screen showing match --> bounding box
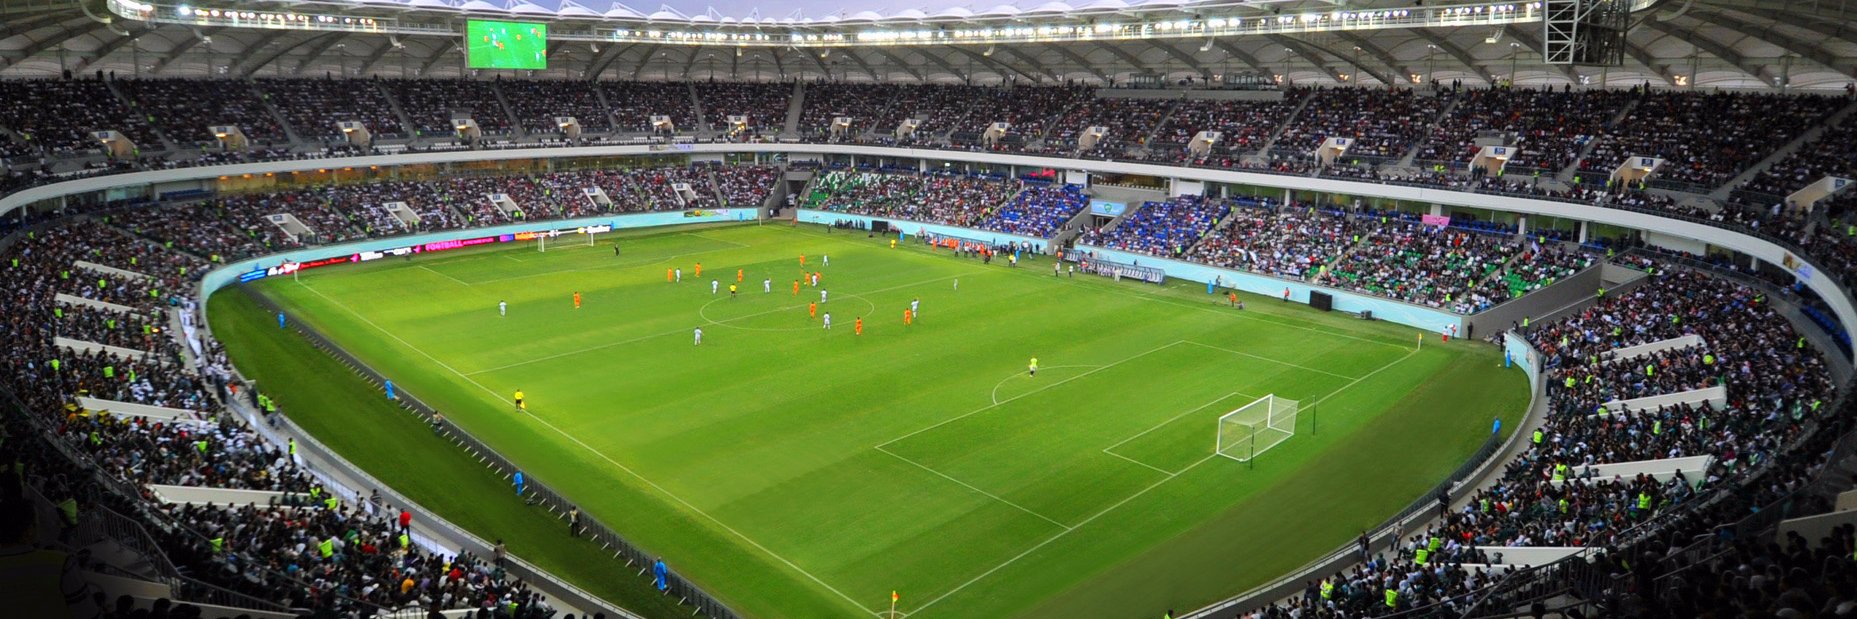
[466,20,547,70]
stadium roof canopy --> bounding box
[1,0,1854,91]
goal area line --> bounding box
[1101,391,1258,476]
[1216,394,1302,464]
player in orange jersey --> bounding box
[904,308,912,326]
[855,316,863,335]
[695,262,702,277]
[737,268,744,282]
[808,302,817,319]
[573,291,581,309]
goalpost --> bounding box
[1216,394,1300,464]
[535,229,594,252]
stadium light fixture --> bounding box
[107,0,1545,49]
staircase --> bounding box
[1174,203,1249,258]
[1309,236,1369,285]
[1137,97,1186,147]
[1393,92,1463,170]
[1558,97,1640,183]
[687,83,709,133]
[1248,89,1319,161]
[488,79,526,139]
[702,166,728,207]
[374,81,418,139]
[1475,252,1524,291]
[784,81,805,136]
[106,79,180,152]
[590,82,622,133]
[1033,97,1087,145]
[0,126,29,153]
[1708,97,1857,200]
[247,79,304,145]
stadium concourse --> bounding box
[0,73,1853,619]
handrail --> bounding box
[1183,331,1545,618]
[172,575,295,613]
[224,384,648,619]
[5,139,1854,618]
[237,287,714,619]
[8,139,1854,348]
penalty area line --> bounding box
[989,365,1100,405]
[290,280,891,617]
[416,265,474,287]
[874,445,1074,531]
[906,451,1223,616]
[876,340,1188,451]
[908,348,1426,615]
[1181,340,1361,380]
[1099,391,1257,476]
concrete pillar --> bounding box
[1429,204,1443,217]
[1578,221,1589,244]
[1517,216,1528,236]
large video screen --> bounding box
[466,20,547,70]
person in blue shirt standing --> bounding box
[513,471,525,496]
[277,312,286,329]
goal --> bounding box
[536,229,593,252]
[1216,394,1299,463]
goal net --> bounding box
[536,229,593,252]
[1216,394,1299,463]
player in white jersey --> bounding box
[711,280,719,294]
[499,300,507,316]
[693,327,703,345]
[910,298,919,318]
[823,255,830,266]
[822,313,832,329]
[674,268,682,282]
[763,278,771,293]
[820,289,829,304]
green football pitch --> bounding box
[209,222,1528,618]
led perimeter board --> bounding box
[466,20,547,70]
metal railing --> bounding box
[1447,383,1856,618]
[1184,400,1521,618]
[241,287,737,619]
[172,575,295,613]
[0,388,339,615]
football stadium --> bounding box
[0,0,1854,618]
